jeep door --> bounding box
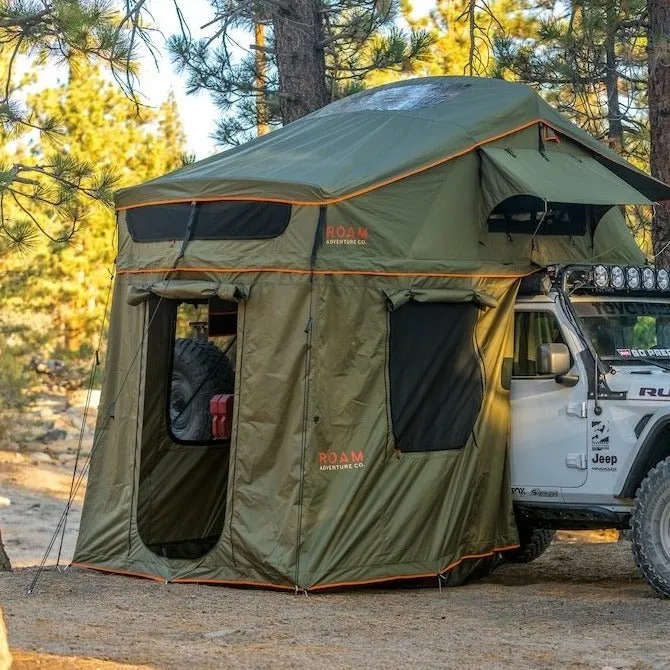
[510,306,589,490]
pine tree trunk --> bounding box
[649,0,670,266]
[272,0,329,123]
[0,530,10,572]
[605,0,623,153]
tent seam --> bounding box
[116,267,535,279]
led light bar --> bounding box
[593,264,609,288]
[611,265,625,289]
[642,267,656,290]
[581,264,670,292]
[627,267,641,289]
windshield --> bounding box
[572,300,670,361]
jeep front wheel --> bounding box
[631,456,670,598]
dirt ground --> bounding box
[2,544,670,670]
[1,391,670,669]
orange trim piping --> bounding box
[71,561,167,583]
[72,545,520,591]
[308,543,520,591]
[115,118,546,211]
[72,561,295,590]
[116,266,533,279]
[172,577,295,590]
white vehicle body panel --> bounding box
[510,293,670,514]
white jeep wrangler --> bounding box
[508,263,670,597]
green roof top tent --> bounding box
[73,77,670,590]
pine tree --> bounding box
[366,1,538,90]
[0,61,186,353]
[167,0,434,145]
[417,0,540,77]
[0,1,159,251]
[494,1,648,162]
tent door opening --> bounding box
[136,297,238,560]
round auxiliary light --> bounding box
[642,267,656,290]
[593,264,609,288]
[627,266,641,290]
[611,265,625,289]
[658,268,670,291]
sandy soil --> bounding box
[2,544,670,670]
[1,391,669,669]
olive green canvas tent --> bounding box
[73,77,670,590]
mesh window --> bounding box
[487,196,602,236]
[126,200,292,242]
[389,302,483,452]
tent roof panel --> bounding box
[116,77,670,209]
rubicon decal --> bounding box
[325,225,368,246]
[638,387,670,398]
[319,450,365,471]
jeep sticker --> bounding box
[617,348,670,358]
[510,487,560,498]
[591,420,610,446]
[591,453,618,471]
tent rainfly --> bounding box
[73,77,670,590]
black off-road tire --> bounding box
[170,338,234,442]
[505,526,554,564]
[631,456,670,598]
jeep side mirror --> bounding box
[537,343,571,377]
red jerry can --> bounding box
[209,394,234,440]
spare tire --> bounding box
[169,338,234,442]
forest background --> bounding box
[0,0,668,425]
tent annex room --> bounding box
[72,77,670,590]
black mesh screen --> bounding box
[389,302,483,452]
[487,196,607,236]
[126,200,292,242]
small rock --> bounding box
[44,439,79,455]
[0,497,9,507]
[31,452,54,464]
[37,428,67,443]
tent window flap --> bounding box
[482,147,652,211]
[388,302,483,452]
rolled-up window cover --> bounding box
[382,287,497,311]
[128,280,250,306]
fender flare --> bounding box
[619,415,670,498]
